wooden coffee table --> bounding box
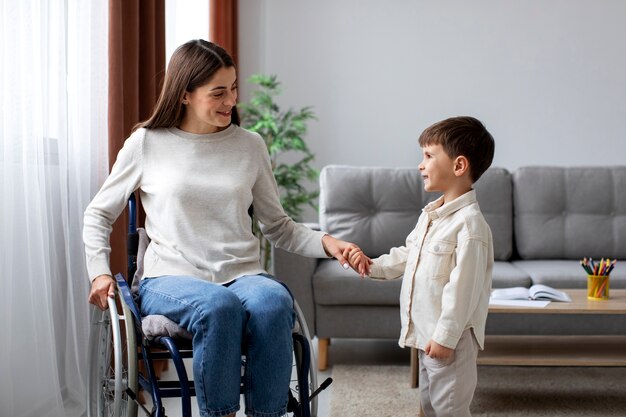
[410,289,626,388]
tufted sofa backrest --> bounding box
[319,165,513,260]
[514,166,626,259]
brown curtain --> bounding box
[108,0,165,278]
[210,0,238,64]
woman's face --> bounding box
[180,66,238,134]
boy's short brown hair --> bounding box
[418,116,495,182]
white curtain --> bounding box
[0,1,108,416]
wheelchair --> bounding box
[87,194,332,417]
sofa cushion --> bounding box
[313,259,402,306]
[474,167,513,261]
[319,165,513,260]
[319,166,434,258]
[491,261,532,288]
[313,260,530,306]
[514,167,626,259]
[512,260,626,289]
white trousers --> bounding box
[418,329,479,417]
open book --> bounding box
[491,284,572,302]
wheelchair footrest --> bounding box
[155,380,196,398]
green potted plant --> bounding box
[239,74,319,271]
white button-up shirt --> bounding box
[369,189,493,350]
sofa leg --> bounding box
[410,347,419,388]
[318,338,330,371]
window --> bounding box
[165,0,210,67]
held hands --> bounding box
[344,246,372,278]
[88,274,116,311]
[321,235,367,275]
[424,339,454,360]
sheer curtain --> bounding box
[0,1,108,416]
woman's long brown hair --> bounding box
[134,39,239,131]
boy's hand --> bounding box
[343,247,372,278]
[321,234,361,271]
[424,339,454,360]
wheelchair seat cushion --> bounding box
[130,229,195,342]
[142,314,193,341]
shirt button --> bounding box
[433,245,440,251]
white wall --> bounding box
[238,0,626,217]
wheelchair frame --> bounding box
[87,194,331,417]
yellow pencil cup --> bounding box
[587,275,610,300]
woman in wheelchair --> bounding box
[84,39,360,417]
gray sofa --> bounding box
[273,165,626,370]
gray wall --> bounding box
[238,0,626,220]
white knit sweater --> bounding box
[83,124,327,283]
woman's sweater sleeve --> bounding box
[250,135,327,259]
[83,130,144,281]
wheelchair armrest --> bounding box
[115,273,143,325]
[272,245,320,337]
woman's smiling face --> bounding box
[180,66,238,134]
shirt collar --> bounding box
[423,189,477,221]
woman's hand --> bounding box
[322,234,363,272]
[88,274,116,310]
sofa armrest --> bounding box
[301,222,321,231]
[272,244,320,336]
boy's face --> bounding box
[418,144,457,193]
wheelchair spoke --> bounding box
[88,301,138,417]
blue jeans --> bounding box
[138,274,295,417]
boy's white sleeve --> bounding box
[369,227,419,279]
[369,246,409,279]
[431,236,490,349]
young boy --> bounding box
[347,116,495,417]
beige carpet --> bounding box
[329,365,419,417]
[329,365,626,416]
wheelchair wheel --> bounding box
[289,301,319,417]
[87,295,138,417]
